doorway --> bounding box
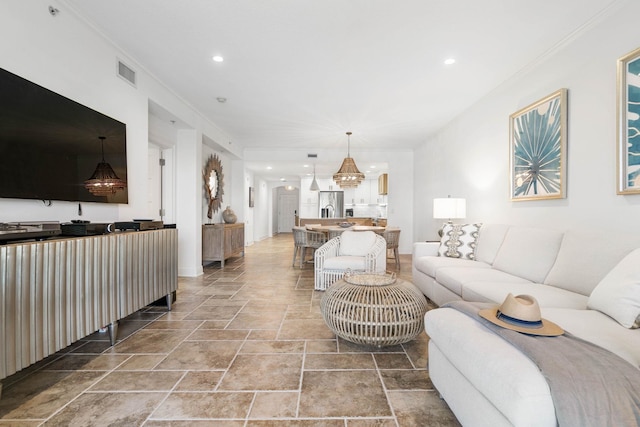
[277,191,298,233]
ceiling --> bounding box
[64,0,619,180]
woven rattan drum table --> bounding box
[320,272,428,347]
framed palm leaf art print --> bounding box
[509,89,568,201]
[617,47,640,195]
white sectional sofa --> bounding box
[412,224,640,427]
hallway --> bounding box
[0,234,458,426]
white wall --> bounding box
[2,1,245,277]
[176,129,203,277]
[238,165,254,246]
[253,178,270,242]
[414,0,640,241]
[1,1,147,222]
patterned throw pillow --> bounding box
[438,223,482,260]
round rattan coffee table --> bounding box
[320,272,428,347]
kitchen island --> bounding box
[295,217,387,227]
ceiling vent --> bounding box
[117,59,136,87]
[307,153,318,158]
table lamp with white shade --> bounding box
[433,196,466,237]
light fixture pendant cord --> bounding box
[99,136,106,162]
[346,131,352,157]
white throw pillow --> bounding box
[492,226,563,284]
[475,224,510,265]
[588,248,640,329]
[338,231,377,256]
[437,223,481,260]
[544,229,640,296]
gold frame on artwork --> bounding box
[617,46,640,195]
[509,89,568,201]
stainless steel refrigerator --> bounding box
[318,191,344,218]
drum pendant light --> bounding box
[333,131,365,188]
[84,136,127,196]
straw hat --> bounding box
[479,294,564,336]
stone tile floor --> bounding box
[0,234,460,426]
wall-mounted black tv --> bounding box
[0,67,128,204]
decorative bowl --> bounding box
[338,222,355,228]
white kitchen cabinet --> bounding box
[343,179,385,205]
[343,187,355,204]
[354,180,371,204]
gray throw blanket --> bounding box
[443,301,640,427]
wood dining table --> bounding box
[306,225,387,235]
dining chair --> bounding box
[303,229,328,267]
[328,228,346,239]
[292,226,306,267]
[383,228,401,270]
[292,226,327,268]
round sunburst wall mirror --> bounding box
[203,154,224,219]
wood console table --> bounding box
[202,223,245,267]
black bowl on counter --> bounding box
[337,222,355,228]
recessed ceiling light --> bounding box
[216,97,227,103]
[212,55,224,62]
[303,164,309,168]
[280,178,286,182]
[266,166,272,170]
[444,58,456,65]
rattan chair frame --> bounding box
[313,231,387,290]
[292,226,327,268]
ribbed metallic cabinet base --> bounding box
[118,229,178,317]
[0,229,177,381]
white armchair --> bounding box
[314,230,387,290]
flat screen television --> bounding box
[0,67,128,204]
